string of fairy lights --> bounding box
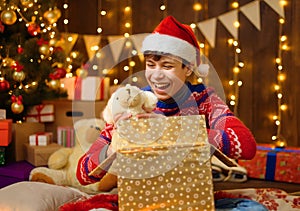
[226,1,244,117]
[272,2,288,147]
[61,0,289,145]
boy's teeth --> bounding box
[155,83,168,88]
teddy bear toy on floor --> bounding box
[29,118,108,194]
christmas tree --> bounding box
[0,0,82,122]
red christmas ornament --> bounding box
[27,22,40,36]
[0,77,10,92]
[17,45,24,54]
[0,21,4,33]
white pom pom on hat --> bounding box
[141,16,209,77]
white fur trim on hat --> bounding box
[195,64,209,77]
[141,33,197,65]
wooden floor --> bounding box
[214,178,300,194]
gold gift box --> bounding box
[112,115,215,211]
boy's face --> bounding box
[145,54,192,101]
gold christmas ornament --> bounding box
[11,102,24,114]
[47,79,61,90]
[1,10,17,25]
[43,8,61,24]
[76,67,88,78]
[12,71,26,82]
[39,44,50,56]
[20,0,34,8]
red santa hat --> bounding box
[141,16,209,77]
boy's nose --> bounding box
[152,69,165,78]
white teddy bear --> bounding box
[102,84,158,124]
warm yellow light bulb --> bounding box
[275,58,281,64]
[275,120,280,126]
[281,44,288,50]
[277,93,283,99]
[199,43,205,48]
[233,41,239,46]
[280,35,287,42]
[129,61,135,67]
[229,80,234,86]
[277,73,286,81]
[234,21,240,28]
[124,6,131,12]
[113,79,119,85]
[231,2,239,8]
[125,22,131,28]
[123,66,129,71]
[193,3,202,11]
[278,65,283,71]
[160,5,166,11]
[230,95,236,100]
[279,18,285,24]
[230,101,235,106]
[100,10,106,16]
[238,62,244,68]
[228,39,234,45]
[236,48,241,54]
[272,115,278,120]
[280,104,287,111]
[280,0,288,6]
[190,23,196,29]
[233,67,240,73]
[237,81,243,86]
[274,84,280,91]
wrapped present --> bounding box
[238,144,300,184]
[111,115,215,210]
[42,99,106,139]
[0,109,6,119]
[61,76,110,101]
[24,143,62,166]
[0,119,12,146]
[26,104,55,123]
[57,126,75,147]
[29,132,53,146]
[12,122,45,161]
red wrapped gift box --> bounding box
[61,76,110,101]
[26,104,55,123]
[238,144,300,184]
[0,119,12,146]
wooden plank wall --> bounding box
[58,0,299,146]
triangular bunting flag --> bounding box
[59,33,79,55]
[240,0,261,31]
[197,18,217,48]
[83,35,101,61]
[218,10,239,39]
[130,33,148,61]
[264,0,285,18]
[107,35,126,63]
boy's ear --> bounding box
[185,66,193,77]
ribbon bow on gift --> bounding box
[11,95,23,104]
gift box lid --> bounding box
[0,161,35,179]
[0,119,12,130]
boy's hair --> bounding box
[143,51,189,68]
